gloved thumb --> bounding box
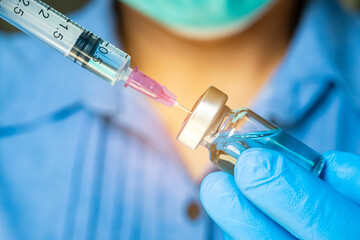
[234,148,360,240]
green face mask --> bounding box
[119,0,275,39]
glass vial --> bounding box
[177,86,325,176]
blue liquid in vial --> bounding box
[208,129,325,176]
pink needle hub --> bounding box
[125,67,177,107]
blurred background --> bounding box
[1,0,360,239]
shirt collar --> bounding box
[251,0,344,128]
[0,0,178,158]
[104,85,180,159]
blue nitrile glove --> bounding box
[200,149,360,239]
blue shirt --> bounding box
[0,0,359,239]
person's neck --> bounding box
[118,0,298,182]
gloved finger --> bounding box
[234,149,360,240]
[222,232,231,240]
[321,151,360,205]
[200,172,295,240]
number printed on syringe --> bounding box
[0,0,83,55]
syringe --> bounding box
[0,0,185,108]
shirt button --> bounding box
[187,201,200,220]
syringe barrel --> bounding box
[0,0,131,85]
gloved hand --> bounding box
[200,149,360,239]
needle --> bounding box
[175,102,191,113]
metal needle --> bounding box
[175,102,191,113]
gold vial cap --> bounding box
[177,86,228,150]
